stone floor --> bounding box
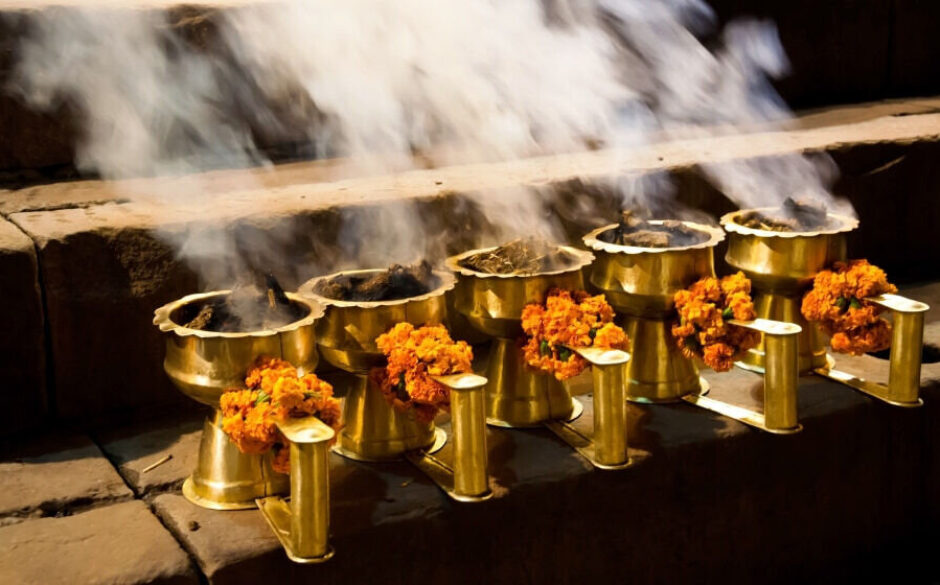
[2,283,940,585]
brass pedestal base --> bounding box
[740,291,830,375]
[622,315,709,403]
[484,337,579,427]
[183,412,288,510]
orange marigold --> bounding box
[219,357,342,473]
[801,259,897,355]
[374,323,472,421]
[521,289,629,380]
[671,272,761,372]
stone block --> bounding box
[0,216,45,437]
[0,500,198,585]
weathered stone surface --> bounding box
[0,433,133,521]
[96,413,204,496]
[0,500,198,585]
[0,216,45,437]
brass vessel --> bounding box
[447,245,634,469]
[723,210,929,407]
[583,220,724,402]
[153,290,323,510]
[299,269,492,501]
[721,209,857,373]
[446,246,593,427]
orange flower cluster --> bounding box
[373,323,473,423]
[521,289,629,380]
[801,259,897,355]
[220,356,342,473]
[671,272,761,372]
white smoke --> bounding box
[8,0,848,281]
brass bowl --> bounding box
[153,290,324,510]
[154,290,323,407]
[445,245,594,338]
[298,269,456,374]
[721,209,858,373]
[582,221,723,402]
[583,221,725,317]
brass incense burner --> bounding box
[153,290,323,510]
[584,221,804,434]
[299,269,492,501]
[447,246,634,470]
[583,220,723,403]
[723,209,930,407]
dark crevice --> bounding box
[143,496,210,585]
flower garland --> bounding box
[219,356,342,474]
[521,289,629,380]
[671,272,761,372]
[800,259,897,355]
[373,323,474,423]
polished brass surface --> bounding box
[544,347,633,470]
[816,293,929,407]
[446,246,593,427]
[684,318,803,434]
[583,221,723,402]
[405,373,493,502]
[298,269,456,373]
[483,337,578,427]
[334,374,441,461]
[256,417,335,564]
[721,209,857,374]
[154,291,323,509]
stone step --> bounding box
[2,97,940,431]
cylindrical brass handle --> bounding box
[870,294,929,405]
[434,373,489,498]
[571,347,631,467]
[731,319,802,431]
[276,417,336,560]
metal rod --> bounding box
[434,373,489,498]
[763,326,800,431]
[591,356,628,467]
[290,438,331,559]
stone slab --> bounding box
[0,500,198,585]
[0,216,45,437]
[0,433,133,521]
[96,413,204,496]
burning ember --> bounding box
[737,197,830,232]
[597,210,709,248]
[180,275,307,332]
[311,261,439,302]
[459,238,578,275]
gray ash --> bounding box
[181,275,307,332]
[459,238,577,275]
[313,261,440,302]
[598,210,708,248]
[737,197,830,232]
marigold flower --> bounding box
[374,323,472,419]
[521,289,628,380]
[219,358,342,473]
[671,272,760,371]
[801,259,897,354]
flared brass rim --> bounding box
[153,290,325,339]
[582,220,725,255]
[720,209,858,239]
[445,244,593,279]
[298,268,456,309]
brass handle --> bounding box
[869,294,929,405]
[433,373,490,498]
[569,347,631,467]
[730,318,802,431]
[257,417,336,563]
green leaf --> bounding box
[849,297,863,310]
[254,391,271,406]
[539,340,551,356]
[303,392,320,400]
[835,297,848,311]
[558,348,573,362]
[722,307,734,320]
[588,328,597,340]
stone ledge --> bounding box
[0,433,133,522]
[0,500,198,585]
